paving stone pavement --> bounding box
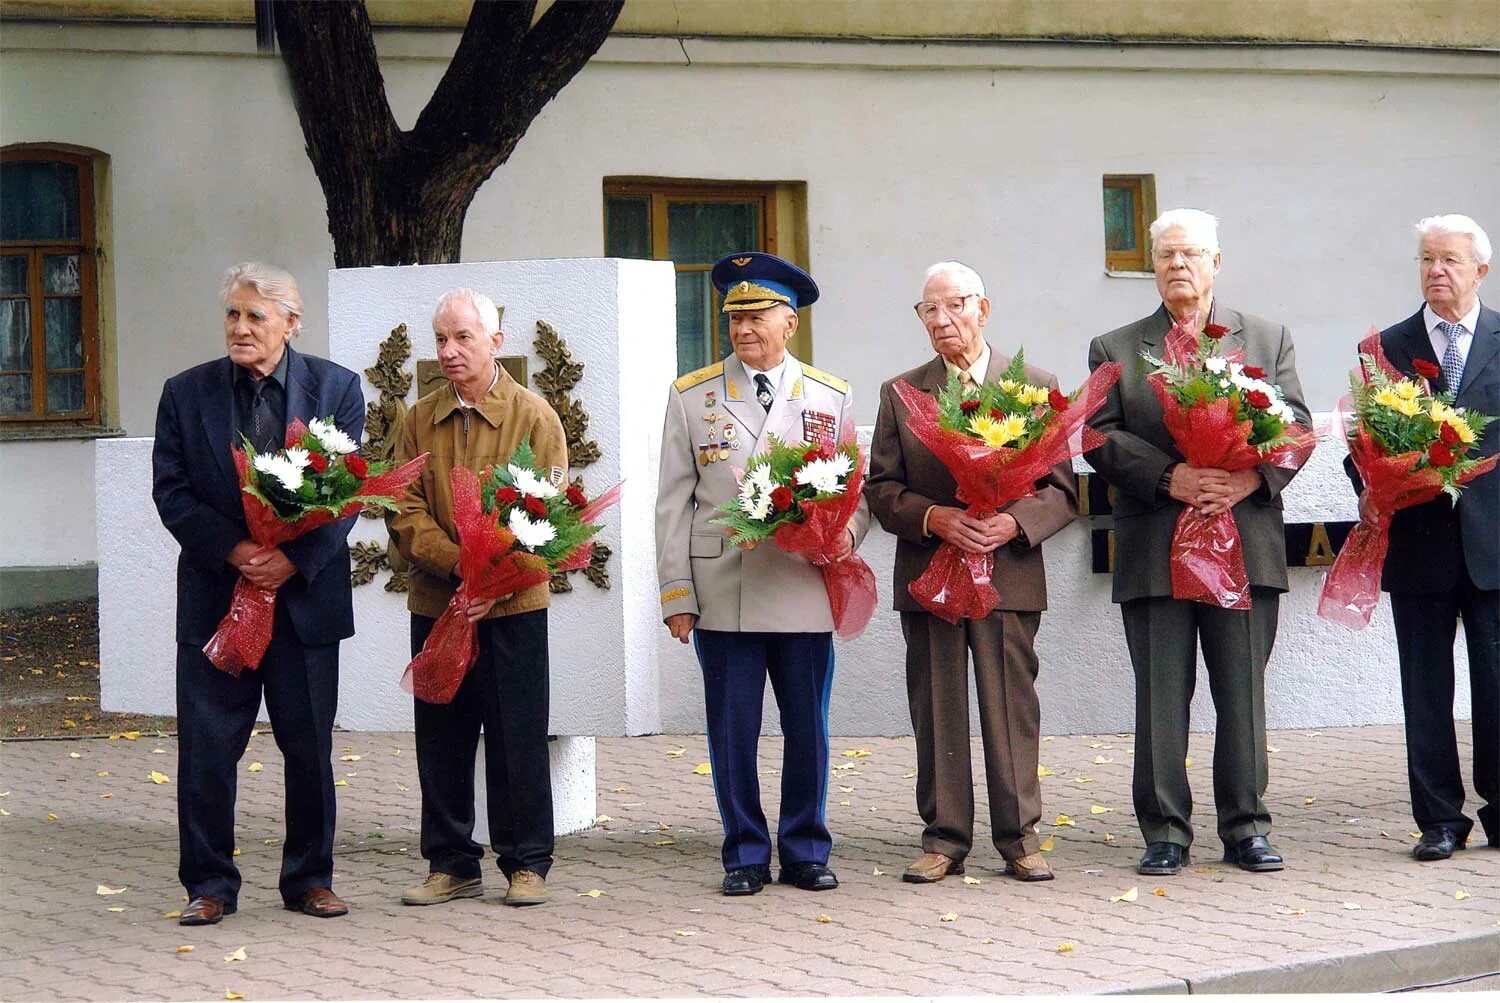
[1,724,1496,999]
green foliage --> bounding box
[712,435,859,547]
[477,436,601,563]
[933,347,1056,449]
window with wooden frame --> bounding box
[1103,174,1157,273]
[603,179,810,376]
[1,147,101,425]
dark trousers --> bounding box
[411,610,553,880]
[1392,569,1500,844]
[176,624,339,906]
[1121,588,1280,848]
[901,610,1043,862]
[692,629,834,872]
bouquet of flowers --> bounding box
[203,417,428,674]
[893,350,1121,623]
[402,439,622,704]
[713,433,876,639]
[1317,328,1496,629]
[1140,313,1317,609]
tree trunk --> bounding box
[274,0,623,268]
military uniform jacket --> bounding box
[655,353,870,632]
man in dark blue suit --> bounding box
[1349,215,1499,861]
[152,262,364,923]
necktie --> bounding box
[754,373,774,412]
[1437,321,1466,391]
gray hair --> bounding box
[1150,209,1220,254]
[433,288,501,336]
[923,261,986,298]
[221,261,303,335]
[1415,214,1492,266]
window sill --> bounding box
[0,424,126,443]
[1104,269,1155,279]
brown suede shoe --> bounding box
[1003,852,1054,882]
[180,895,234,926]
[284,887,349,917]
[503,870,548,907]
[902,851,964,883]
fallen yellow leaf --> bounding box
[814,914,831,924]
[1103,833,1116,843]
[838,800,850,807]
[68,752,81,759]
[1090,805,1112,814]
[1042,735,1055,742]
[1409,831,1423,839]
[1037,765,1053,777]
[96,884,127,895]
[962,875,982,886]
[577,889,605,898]
[595,814,613,824]
[1342,902,1362,910]
[674,929,700,937]
[47,813,58,821]
[692,763,712,776]
[121,731,140,740]
[1455,889,1471,901]
[164,910,182,919]
[1110,886,1139,903]
[224,947,247,962]
[982,937,994,945]
[654,839,675,846]
[902,771,916,779]
[107,906,126,913]
[939,912,957,922]
[1071,777,1093,784]
[872,867,885,876]
[1040,835,1055,852]
[1305,796,1317,805]
[97,771,109,777]
[1056,942,1075,953]
[98,794,112,800]
[225,992,245,1001]
[1267,745,1280,753]
[1092,756,1113,765]
[176,945,194,953]
[838,785,855,793]
[610,786,627,793]
[1276,907,1306,916]
[841,748,870,758]
[333,780,347,787]
[1153,887,1166,897]
[0,807,7,816]
[232,848,241,857]
[1053,814,1075,827]
[148,771,171,785]
[665,747,685,759]
[339,755,361,762]
[1184,757,1193,768]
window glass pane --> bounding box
[667,202,759,263]
[675,271,713,376]
[47,373,84,412]
[0,161,81,241]
[45,298,83,369]
[0,374,32,414]
[604,197,651,259]
[44,254,81,295]
[0,256,27,295]
[0,299,31,370]
[1103,185,1138,252]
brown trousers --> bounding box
[900,610,1044,861]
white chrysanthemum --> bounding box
[308,417,359,455]
[1227,361,1244,378]
[794,453,854,495]
[1218,378,1231,390]
[253,453,304,492]
[739,465,775,520]
[283,447,310,469]
[508,507,558,550]
[1205,357,1228,374]
[509,464,560,499]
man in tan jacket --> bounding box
[866,261,1077,885]
[389,288,567,908]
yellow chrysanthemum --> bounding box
[1429,400,1458,425]
[1448,417,1477,445]
[999,379,1021,394]
[1020,385,1051,407]
[1392,380,1420,402]
[1373,386,1421,417]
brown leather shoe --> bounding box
[180,895,234,925]
[902,851,964,883]
[1004,852,1054,882]
[284,887,349,918]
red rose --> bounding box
[1048,388,1069,412]
[1245,390,1272,410]
[1413,358,1441,379]
[344,454,368,478]
[523,495,548,519]
[1427,442,1456,468]
[959,399,980,413]
[803,446,824,462]
[1204,323,1229,339]
[1242,365,1266,379]
[1439,422,1460,446]
[307,452,329,473]
[989,408,1005,421]
[495,486,520,507]
[566,485,588,508]
[770,485,794,512]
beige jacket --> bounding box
[389,363,568,620]
[655,353,870,632]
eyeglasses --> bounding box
[914,294,977,321]
[1417,254,1473,270]
[1152,247,1213,264]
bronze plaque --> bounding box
[415,356,528,400]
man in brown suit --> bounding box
[866,261,1078,884]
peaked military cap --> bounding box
[711,251,819,312]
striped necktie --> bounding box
[1437,320,1466,391]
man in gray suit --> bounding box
[656,252,869,896]
[1086,209,1310,876]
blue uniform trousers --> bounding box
[693,628,834,872]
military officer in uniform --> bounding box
[656,251,869,896]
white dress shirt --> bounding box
[1424,300,1481,371]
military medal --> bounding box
[704,391,717,409]
[723,422,739,452]
[802,409,838,446]
[698,443,712,465]
[718,439,730,461]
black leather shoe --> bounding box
[722,864,772,896]
[1223,834,1284,872]
[780,862,839,891]
[1138,842,1188,875]
[1413,827,1465,861]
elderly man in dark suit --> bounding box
[1086,210,1310,877]
[1348,214,1498,861]
[866,261,1077,885]
[152,262,364,925]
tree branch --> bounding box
[274,0,400,163]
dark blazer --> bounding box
[152,345,365,645]
[1085,304,1312,604]
[865,346,1079,613]
[1344,304,1500,593]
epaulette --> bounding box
[799,363,849,394]
[673,361,724,393]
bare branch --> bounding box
[274,0,399,160]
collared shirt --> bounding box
[234,347,289,453]
[454,360,501,409]
[1424,300,1481,370]
[942,341,991,387]
[741,356,789,396]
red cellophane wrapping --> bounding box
[203,420,429,675]
[1317,332,1497,629]
[770,440,878,640]
[893,363,1121,623]
[401,466,553,704]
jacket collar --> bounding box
[431,361,517,428]
[1139,302,1244,351]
